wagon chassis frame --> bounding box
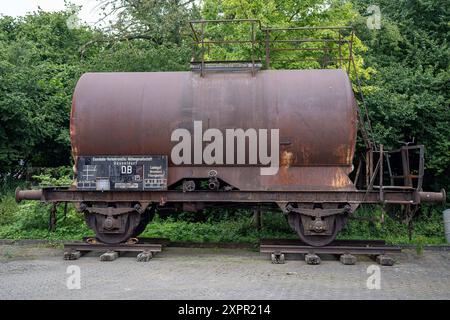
[16,187,445,206]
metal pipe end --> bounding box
[419,189,446,204]
[15,187,22,203]
[15,187,43,203]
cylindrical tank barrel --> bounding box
[70,70,358,167]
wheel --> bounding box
[285,214,295,229]
[132,207,156,237]
[288,207,348,247]
[85,212,141,244]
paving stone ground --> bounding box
[0,244,449,300]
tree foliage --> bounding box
[199,0,368,71]
[0,9,94,174]
[351,0,449,191]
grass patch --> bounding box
[141,212,296,243]
[339,205,446,245]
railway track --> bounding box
[63,237,400,265]
[259,238,400,265]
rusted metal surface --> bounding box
[71,70,358,190]
[419,189,446,203]
[15,187,446,205]
[167,166,356,191]
[15,188,42,201]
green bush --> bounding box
[15,201,49,230]
[0,191,91,241]
[340,205,446,244]
[140,211,295,243]
[0,193,18,226]
[31,166,73,186]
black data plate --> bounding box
[76,156,168,191]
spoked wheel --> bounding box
[287,204,349,247]
[85,212,141,244]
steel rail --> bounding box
[64,242,162,253]
[260,244,401,255]
[260,238,387,246]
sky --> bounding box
[0,0,104,24]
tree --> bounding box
[0,9,95,176]
[351,0,450,192]
[0,2,198,177]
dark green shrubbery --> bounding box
[339,205,446,244]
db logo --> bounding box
[121,165,133,174]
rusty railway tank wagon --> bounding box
[15,20,446,247]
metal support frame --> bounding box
[16,187,445,205]
[262,26,353,69]
[48,203,57,231]
[365,145,425,192]
[189,19,261,76]
[189,21,356,76]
